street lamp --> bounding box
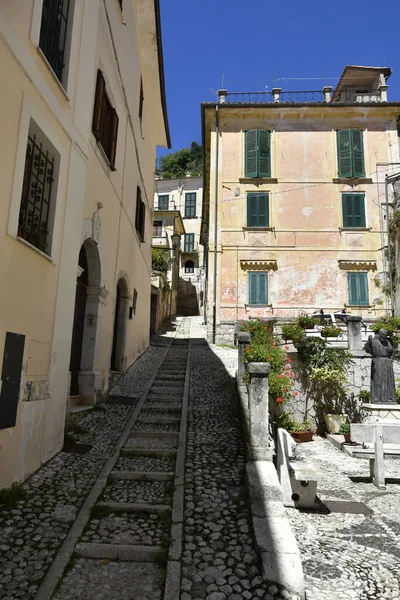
[171,233,181,250]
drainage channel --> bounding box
[35,317,191,600]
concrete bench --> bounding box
[276,428,318,508]
[350,421,400,489]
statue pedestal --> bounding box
[361,403,400,423]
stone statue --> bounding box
[364,329,397,405]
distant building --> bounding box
[201,66,400,343]
[154,177,204,316]
[0,0,170,487]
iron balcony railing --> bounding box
[224,89,384,104]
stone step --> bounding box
[138,417,181,424]
[151,387,184,396]
[128,431,179,439]
[109,471,174,481]
[97,501,171,513]
[71,405,93,414]
[74,543,165,562]
[147,395,183,402]
[120,448,177,458]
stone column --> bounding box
[347,316,363,350]
[247,362,271,460]
[322,86,333,102]
[237,331,251,385]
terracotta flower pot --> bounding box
[291,430,313,443]
[343,433,351,443]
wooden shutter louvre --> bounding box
[348,273,358,305]
[353,194,365,227]
[139,78,144,121]
[337,130,352,178]
[249,273,257,304]
[358,273,369,305]
[245,130,258,177]
[92,70,105,140]
[351,130,365,177]
[140,200,145,242]
[259,131,271,177]
[247,194,257,227]
[260,194,269,227]
[109,108,119,171]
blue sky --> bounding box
[159,0,400,156]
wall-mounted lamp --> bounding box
[171,233,181,250]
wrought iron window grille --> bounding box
[39,0,71,82]
[18,134,55,254]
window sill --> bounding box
[36,47,70,102]
[346,305,371,309]
[339,227,371,232]
[243,226,274,232]
[239,178,278,184]
[16,236,55,263]
[92,137,116,173]
[245,304,272,308]
[333,178,373,184]
[183,216,198,219]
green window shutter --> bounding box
[248,272,268,304]
[245,130,258,177]
[337,130,353,178]
[259,131,271,177]
[348,273,369,305]
[351,130,365,177]
[342,194,365,227]
[247,194,269,227]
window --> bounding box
[185,193,196,217]
[342,194,366,228]
[18,129,57,255]
[348,272,369,306]
[185,260,195,273]
[135,186,145,242]
[337,130,365,178]
[158,195,169,210]
[248,272,268,305]
[244,130,271,178]
[92,70,119,170]
[139,77,144,121]
[39,0,71,81]
[184,233,195,252]
[153,220,163,237]
[247,193,269,227]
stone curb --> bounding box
[74,543,165,561]
[236,372,306,600]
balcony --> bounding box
[223,88,386,105]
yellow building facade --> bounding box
[0,0,170,487]
[202,67,400,343]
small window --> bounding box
[248,272,268,305]
[139,77,144,121]
[337,130,365,178]
[18,127,58,255]
[348,272,369,306]
[185,193,196,217]
[158,195,169,210]
[135,186,145,242]
[184,233,195,252]
[247,193,269,227]
[244,130,271,178]
[185,260,195,273]
[92,70,119,170]
[153,220,163,237]
[39,0,71,82]
[342,194,366,228]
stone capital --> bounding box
[248,362,271,376]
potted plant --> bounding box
[281,323,305,344]
[320,325,343,338]
[339,422,351,443]
[358,389,370,403]
[297,315,319,330]
[290,420,313,443]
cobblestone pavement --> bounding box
[287,438,400,600]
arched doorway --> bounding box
[69,239,102,400]
[111,278,129,372]
[69,246,89,395]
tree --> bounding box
[157,141,203,179]
[152,248,173,273]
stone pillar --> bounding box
[347,316,363,350]
[247,362,272,460]
[379,85,388,102]
[218,89,228,103]
[272,88,281,102]
[322,86,333,102]
[237,331,251,385]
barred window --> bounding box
[185,260,194,273]
[39,0,71,81]
[18,130,56,255]
[153,220,163,237]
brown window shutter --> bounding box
[140,200,145,241]
[109,108,119,170]
[92,70,105,140]
[135,186,142,238]
[139,78,144,121]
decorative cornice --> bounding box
[240,260,277,271]
[338,260,377,271]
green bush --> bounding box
[152,248,172,273]
[320,325,342,338]
[339,422,350,435]
[371,317,400,336]
[281,323,305,343]
[275,412,296,431]
[358,389,370,401]
[297,315,319,329]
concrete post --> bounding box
[322,86,333,102]
[378,85,388,102]
[347,316,363,350]
[247,362,272,460]
[272,88,281,102]
[218,89,228,103]
[237,331,251,385]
